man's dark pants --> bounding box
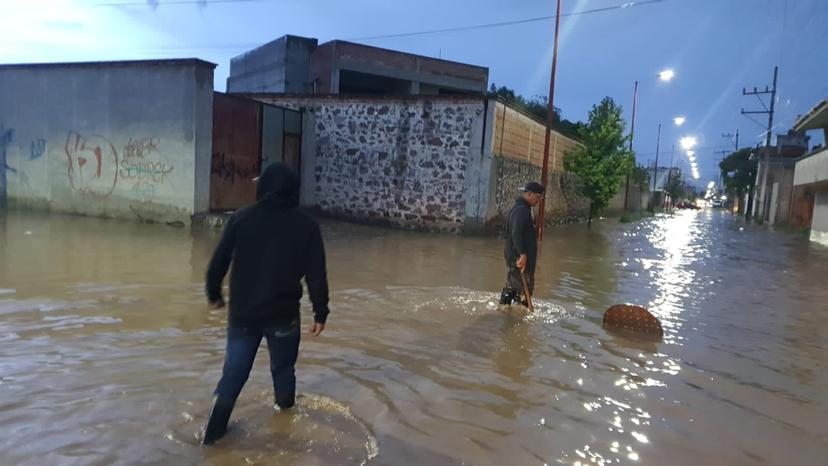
[214,321,300,409]
[501,266,535,305]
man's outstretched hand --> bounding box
[310,322,325,336]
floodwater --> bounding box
[1,208,826,466]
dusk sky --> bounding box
[4,0,826,186]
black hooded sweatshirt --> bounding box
[504,196,538,273]
[205,163,329,328]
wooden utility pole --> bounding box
[741,66,778,222]
[536,0,562,240]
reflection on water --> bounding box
[1,209,827,465]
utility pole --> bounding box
[722,129,739,151]
[536,0,562,240]
[623,80,639,211]
[741,66,778,221]
[716,130,738,192]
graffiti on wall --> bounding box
[65,132,119,197]
[211,152,258,185]
[30,139,46,160]
[120,136,173,202]
[64,132,174,201]
[1,125,17,199]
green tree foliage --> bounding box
[488,84,585,140]
[719,148,757,213]
[563,97,634,226]
[663,169,685,204]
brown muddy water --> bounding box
[0,209,826,466]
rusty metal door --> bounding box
[283,134,301,172]
[210,93,262,212]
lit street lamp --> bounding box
[625,68,676,210]
[650,117,688,211]
[659,69,675,82]
[680,136,698,151]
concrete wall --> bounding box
[811,190,828,247]
[0,59,215,224]
[773,165,795,225]
[754,156,797,224]
[250,94,488,232]
[227,36,318,93]
[310,40,489,95]
[794,148,828,187]
[607,178,647,212]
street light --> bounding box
[659,69,675,81]
[680,136,698,151]
[625,68,676,210]
[650,117,687,212]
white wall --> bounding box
[811,190,828,247]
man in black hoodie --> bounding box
[500,181,544,306]
[202,162,329,445]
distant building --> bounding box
[227,35,489,96]
[752,129,810,226]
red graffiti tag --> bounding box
[65,132,118,197]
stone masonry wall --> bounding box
[251,95,486,232]
[489,155,590,229]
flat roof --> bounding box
[793,98,828,131]
[322,40,489,73]
[238,92,486,103]
[0,58,217,70]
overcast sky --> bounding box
[3,0,826,186]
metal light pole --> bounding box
[623,70,674,211]
[536,0,562,240]
[649,123,662,212]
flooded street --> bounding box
[1,209,826,466]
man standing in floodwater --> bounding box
[500,181,545,307]
[202,162,330,445]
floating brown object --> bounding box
[603,304,663,338]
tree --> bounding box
[663,169,685,207]
[719,148,757,214]
[630,164,650,210]
[488,84,585,140]
[563,97,634,227]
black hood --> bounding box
[256,162,299,206]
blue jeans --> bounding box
[214,320,301,409]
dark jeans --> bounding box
[214,320,300,409]
[506,266,534,295]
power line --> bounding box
[87,0,673,52]
[90,0,265,6]
[349,0,669,42]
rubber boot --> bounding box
[500,288,516,305]
[202,396,235,445]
